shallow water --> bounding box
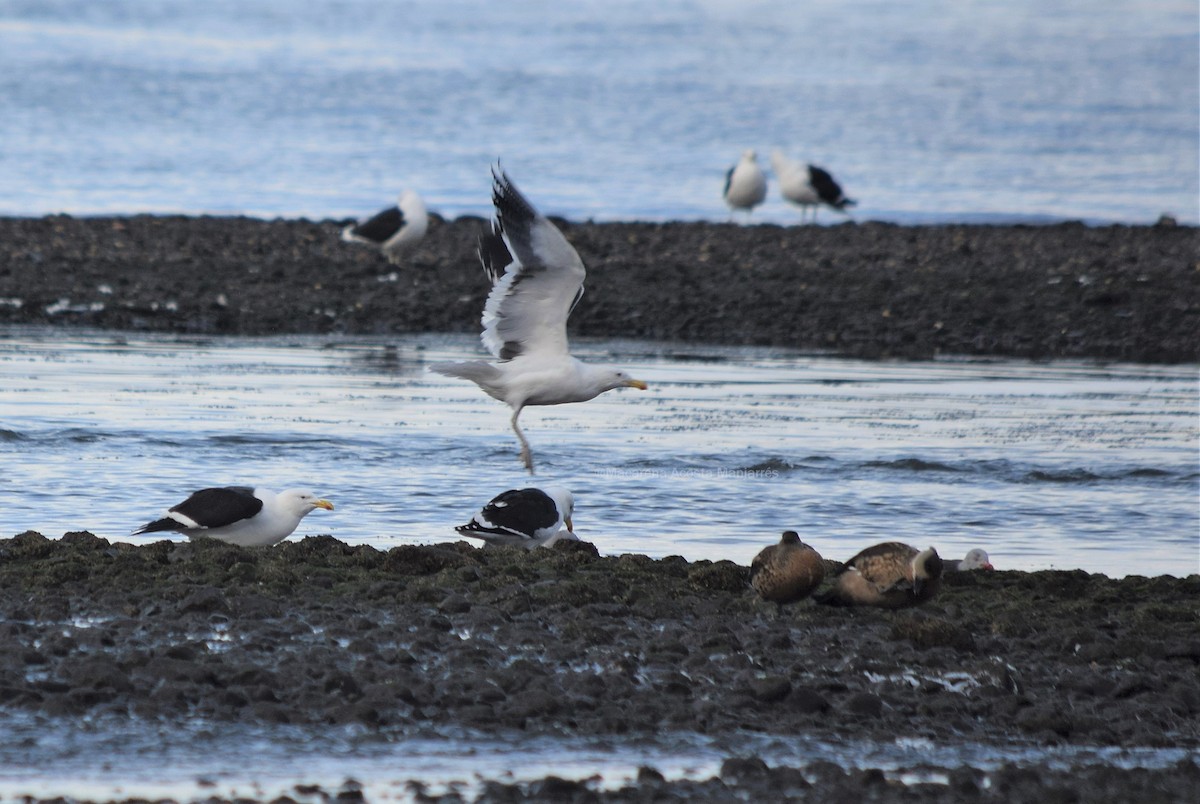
[0,713,1195,802]
[1,0,1196,224]
[2,328,1196,577]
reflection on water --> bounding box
[0,713,1194,802]
[1,328,1197,577]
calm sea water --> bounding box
[1,0,1196,224]
[2,329,1196,577]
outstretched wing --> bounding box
[478,167,586,361]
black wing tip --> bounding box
[477,226,512,283]
[490,162,511,211]
[457,521,505,537]
[489,162,540,232]
[133,518,178,535]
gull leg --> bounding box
[511,408,534,474]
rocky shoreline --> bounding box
[0,214,1197,362]
[1,532,1197,802]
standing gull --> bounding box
[770,149,855,223]
[133,486,334,547]
[431,167,647,473]
[456,486,578,549]
[723,149,768,217]
[814,542,943,609]
[341,189,429,264]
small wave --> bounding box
[742,457,795,473]
[1024,467,1184,484]
[55,428,104,443]
[865,458,961,473]
[209,434,340,446]
[741,456,834,473]
[0,428,25,442]
[1026,469,1104,483]
[1121,468,1172,479]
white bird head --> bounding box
[397,189,425,213]
[603,369,648,394]
[961,548,994,570]
[542,486,575,531]
[278,489,335,518]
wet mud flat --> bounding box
[1,532,1197,802]
[0,214,1197,363]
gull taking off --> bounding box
[431,167,647,473]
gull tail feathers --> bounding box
[431,360,499,382]
[430,360,509,402]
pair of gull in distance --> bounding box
[724,149,855,222]
[136,168,643,549]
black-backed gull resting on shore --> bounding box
[770,149,855,223]
[945,548,995,572]
[750,531,825,608]
[814,541,943,609]
[456,486,578,549]
[431,167,647,473]
[723,149,767,216]
[133,486,334,547]
[341,189,428,264]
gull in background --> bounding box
[341,189,428,264]
[723,149,768,218]
[770,150,856,223]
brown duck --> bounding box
[750,531,825,607]
[814,542,943,609]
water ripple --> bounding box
[1,329,1196,577]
